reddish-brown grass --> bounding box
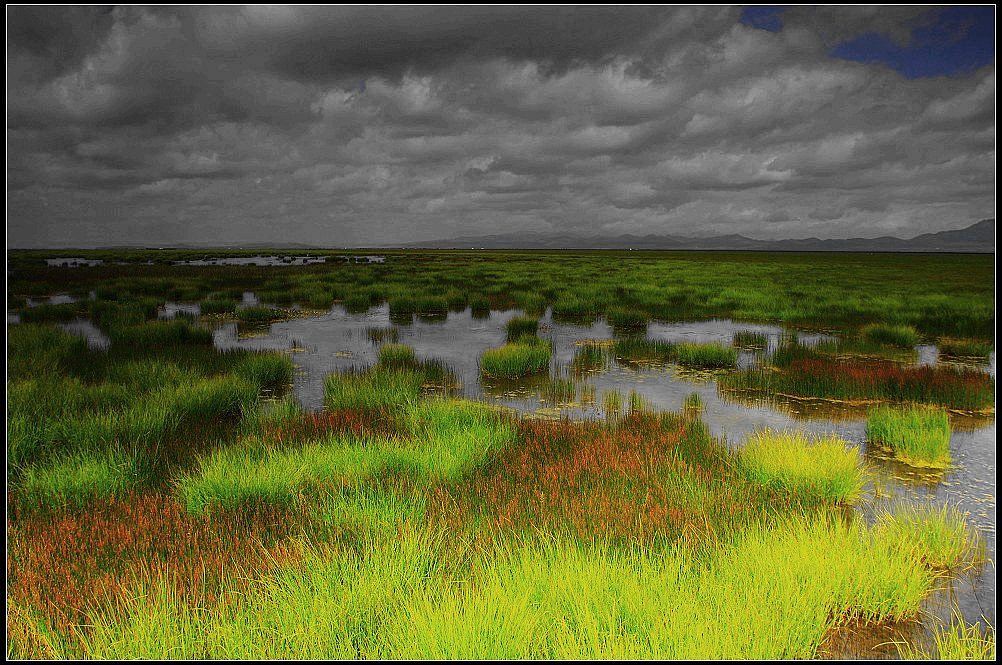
[6,492,300,633]
[427,414,777,546]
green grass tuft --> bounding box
[479,342,551,379]
[199,298,237,314]
[378,343,417,367]
[505,316,539,343]
[233,352,295,392]
[606,307,649,332]
[324,369,426,411]
[867,405,951,468]
[859,323,920,348]
[236,306,281,323]
[18,448,142,509]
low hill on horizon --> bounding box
[403,219,995,253]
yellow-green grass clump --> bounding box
[479,341,551,379]
[860,323,920,348]
[874,502,984,570]
[75,516,934,660]
[866,405,951,469]
[737,429,865,504]
[901,621,996,660]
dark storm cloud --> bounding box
[190,5,735,82]
[5,5,995,248]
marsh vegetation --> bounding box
[5,249,995,660]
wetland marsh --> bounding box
[5,250,996,659]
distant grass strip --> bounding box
[938,338,993,360]
[737,429,864,504]
[867,405,951,468]
[722,357,994,410]
[480,342,551,379]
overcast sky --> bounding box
[6,5,996,248]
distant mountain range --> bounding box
[404,219,995,253]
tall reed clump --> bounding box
[551,298,595,322]
[505,315,539,343]
[859,323,920,348]
[572,342,611,374]
[603,390,622,415]
[106,319,214,347]
[873,502,984,570]
[866,405,951,468]
[7,324,93,381]
[367,327,400,344]
[737,429,865,504]
[414,296,449,317]
[480,340,551,379]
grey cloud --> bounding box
[5,6,995,247]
